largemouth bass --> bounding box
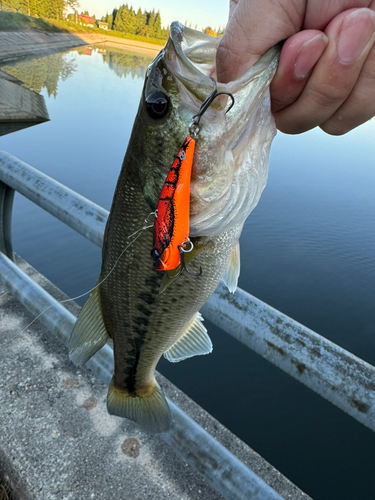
[69,22,279,433]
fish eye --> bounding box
[146,90,169,119]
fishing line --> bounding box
[1,212,157,345]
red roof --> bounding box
[79,15,95,24]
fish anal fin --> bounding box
[69,287,109,366]
[107,378,171,434]
[164,312,212,363]
[223,240,240,294]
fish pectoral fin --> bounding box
[164,312,212,363]
[107,378,171,434]
[222,240,240,294]
[69,287,109,366]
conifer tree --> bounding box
[152,10,162,38]
[107,13,113,29]
[135,7,146,34]
[147,8,156,34]
[112,8,118,27]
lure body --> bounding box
[151,135,195,271]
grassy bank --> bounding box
[0,11,165,46]
[0,11,67,32]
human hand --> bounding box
[216,1,375,135]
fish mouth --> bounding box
[165,21,279,109]
[154,23,280,237]
[165,22,221,102]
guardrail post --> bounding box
[0,180,15,261]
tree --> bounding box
[64,0,79,19]
[114,4,127,32]
[114,4,137,34]
[137,24,149,37]
[111,8,118,27]
[147,8,156,35]
[135,7,146,34]
[152,10,162,38]
[107,13,113,29]
[204,27,217,37]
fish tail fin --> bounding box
[69,287,110,366]
[107,378,171,434]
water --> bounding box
[1,46,375,500]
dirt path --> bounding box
[77,32,163,55]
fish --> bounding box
[68,22,279,433]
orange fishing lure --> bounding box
[151,78,235,275]
[151,135,195,271]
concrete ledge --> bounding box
[0,76,49,136]
[0,32,87,63]
[0,257,311,500]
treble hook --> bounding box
[189,77,235,138]
[166,237,203,280]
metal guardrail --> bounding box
[0,150,107,253]
[1,149,374,433]
[1,149,375,496]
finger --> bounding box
[304,0,372,30]
[229,0,240,19]
[271,30,328,113]
[273,8,375,134]
[320,41,375,134]
[216,0,306,83]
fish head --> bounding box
[135,22,279,236]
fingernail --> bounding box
[338,9,375,63]
[294,34,328,79]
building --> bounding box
[96,20,108,30]
[78,15,95,27]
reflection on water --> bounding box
[0,53,77,97]
[96,46,154,80]
[0,45,374,500]
[0,46,154,99]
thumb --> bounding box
[216,0,305,83]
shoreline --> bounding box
[76,32,163,54]
[0,30,163,64]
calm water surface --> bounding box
[1,47,375,500]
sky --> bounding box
[76,0,229,29]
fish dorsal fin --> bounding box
[164,312,212,363]
[69,287,110,366]
[222,240,240,294]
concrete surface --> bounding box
[0,32,87,63]
[0,257,313,500]
[0,71,49,136]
